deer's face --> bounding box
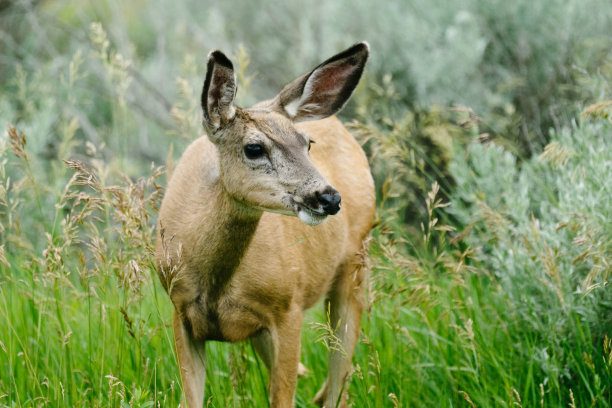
[214,110,340,226]
[201,43,368,226]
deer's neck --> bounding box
[192,181,262,296]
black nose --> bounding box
[317,189,341,215]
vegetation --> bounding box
[1,0,611,407]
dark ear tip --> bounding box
[357,41,370,52]
[207,50,234,70]
[350,41,370,58]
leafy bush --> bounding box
[447,114,612,404]
[352,113,611,408]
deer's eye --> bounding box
[308,139,316,151]
[244,144,265,160]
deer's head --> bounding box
[201,43,369,226]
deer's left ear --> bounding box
[273,42,369,123]
[201,50,237,134]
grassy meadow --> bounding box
[1,0,611,407]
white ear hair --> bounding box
[283,98,301,118]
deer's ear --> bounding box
[274,42,369,123]
[201,50,237,134]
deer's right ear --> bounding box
[201,50,237,135]
[273,42,369,123]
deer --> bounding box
[155,42,375,408]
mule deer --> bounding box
[155,42,375,408]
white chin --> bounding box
[297,209,328,226]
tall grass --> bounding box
[2,115,610,406]
[0,126,178,406]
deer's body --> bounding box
[156,43,374,407]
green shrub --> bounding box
[447,115,612,404]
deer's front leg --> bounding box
[260,305,303,408]
[173,310,207,408]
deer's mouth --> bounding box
[292,203,328,226]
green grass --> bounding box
[1,127,610,406]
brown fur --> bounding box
[156,43,374,408]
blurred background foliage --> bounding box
[0,0,611,406]
[2,0,612,229]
